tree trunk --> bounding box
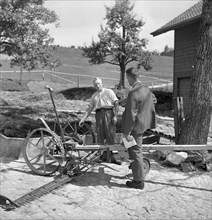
[179,0,212,145]
[118,63,125,89]
[118,25,126,89]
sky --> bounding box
[44,0,199,52]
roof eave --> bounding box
[151,16,201,37]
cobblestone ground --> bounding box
[0,157,212,220]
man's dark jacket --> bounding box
[122,82,156,135]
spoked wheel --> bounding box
[23,128,65,176]
[143,157,151,177]
[54,120,96,145]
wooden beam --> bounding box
[75,144,212,151]
[58,109,175,121]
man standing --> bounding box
[122,67,156,189]
[79,77,120,164]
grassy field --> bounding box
[0,47,173,89]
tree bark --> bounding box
[118,63,125,89]
[118,25,126,89]
[179,0,212,145]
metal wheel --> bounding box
[54,120,96,145]
[23,128,65,176]
[143,157,151,177]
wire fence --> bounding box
[0,69,173,91]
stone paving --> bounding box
[0,156,212,220]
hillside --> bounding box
[0,47,173,83]
[54,47,173,80]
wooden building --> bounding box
[151,0,212,142]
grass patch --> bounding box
[0,78,29,91]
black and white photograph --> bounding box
[0,0,212,219]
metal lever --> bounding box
[44,85,65,142]
[44,85,53,92]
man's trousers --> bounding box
[95,109,116,144]
[128,131,145,182]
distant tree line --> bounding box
[57,44,174,58]
[151,45,174,57]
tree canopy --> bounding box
[82,0,152,88]
[0,0,61,74]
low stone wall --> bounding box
[0,133,25,159]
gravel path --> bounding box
[1,157,211,220]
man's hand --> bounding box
[112,115,118,125]
[124,134,133,141]
[79,120,84,127]
[119,98,127,107]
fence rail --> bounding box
[0,69,173,91]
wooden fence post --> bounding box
[42,71,45,81]
[77,76,80,87]
[167,81,169,91]
[174,96,185,144]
